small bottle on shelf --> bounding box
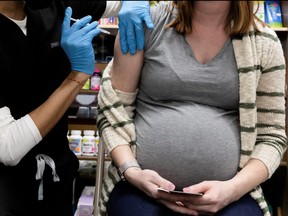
[90,68,101,91]
[69,130,82,156]
[82,130,96,156]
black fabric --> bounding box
[0,151,79,216]
[67,1,106,22]
[0,1,106,215]
[0,97,4,108]
[25,0,55,10]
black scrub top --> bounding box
[0,0,106,209]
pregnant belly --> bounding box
[135,102,240,190]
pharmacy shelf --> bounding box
[272,27,288,32]
[77,155,111,161]
[79,89,99,95]
[68,117,96,125]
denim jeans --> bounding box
[107,181,263,216]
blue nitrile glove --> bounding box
[118,1,154,55]
[61,7,101,75]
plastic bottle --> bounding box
[69,130,82,155]
[82,130,96,156]
[90,68,101,91]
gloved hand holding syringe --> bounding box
[70,17,111,35]
[61,7,104,75]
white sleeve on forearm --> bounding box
[0,107,42,166]
[102,1,121,18]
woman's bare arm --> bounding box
[110,33,144,93]
[109,33,144,168]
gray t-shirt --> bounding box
[135,2,240,189]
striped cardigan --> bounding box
[96,22,287,216]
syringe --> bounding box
[70,17,111,35]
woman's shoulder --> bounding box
[253,19,278,38]
[144,1,175,49]
[149,1,175,27]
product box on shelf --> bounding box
[264,0,283,28]
[255,1,265,22]
[98,17,118,26]
[76,186,95,216]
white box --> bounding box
[77,186,95,216]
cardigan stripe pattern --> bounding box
[231,24,287,215]
[97,60,137,216]
[96,24,287,216]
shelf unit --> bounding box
[273,25,288,170]
[77,155,111,161]
[264,2,288,215]
[79,89,99,95]
[68,67,111,166]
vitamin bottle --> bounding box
[69,130,82,155]
[82,130,96,156]
[90,68,101,91]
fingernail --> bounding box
[183,187,190,192]
[167,183,175,191]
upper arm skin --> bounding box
[110,33,144,93]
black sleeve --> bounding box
[66,1,107,22]
[0,97,5,108]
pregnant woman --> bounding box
[97,1,287,216]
